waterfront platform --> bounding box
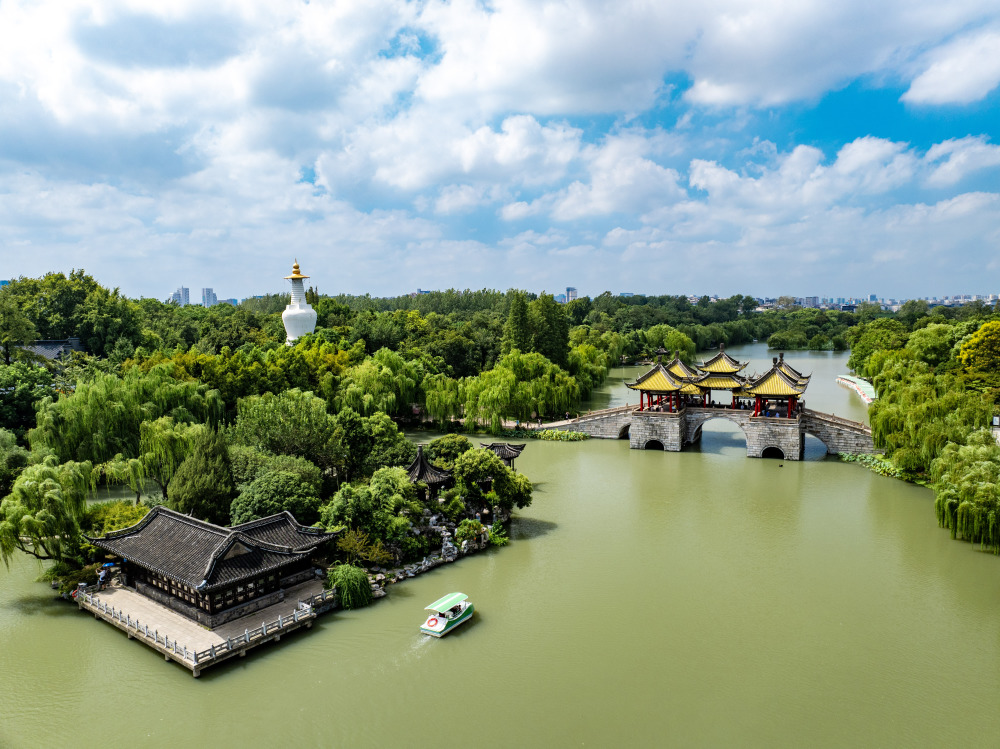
[76,579,333,676]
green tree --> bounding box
[168,429,236,525]
[0,293,37,366]
[529,293,570,368]
[335,348,421,417]
[452,448,532,513]
[228,444,322,495]
[501,292,532,355]
[0,363,53,435]
[959,320,1000,374]
[229,470,321,525]
[905,323,959,368]
[29,366,222,464]
[327,564,372,609]
[0,457,95,567]
[426,433,473,470]
[455,350,579,433]
[846,318,908,376]
[229,389,342,475]
[0,428,30,497]
[319,467,419,544]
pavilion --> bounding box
[736,356,810,418]
[88,506,337,628]
[406,445,453,498]
[480,442,526,471]
[627,345,810,415]
[626,361,704,412]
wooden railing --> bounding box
[77,588,337,666]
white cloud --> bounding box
[925,136,1000,186]
[903,29,1000,105]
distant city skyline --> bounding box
[0,2,998,298]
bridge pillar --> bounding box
[744,416,803,460]
[629,411,684,451]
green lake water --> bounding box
[2,344,999,747]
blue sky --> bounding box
[0,0,998,301]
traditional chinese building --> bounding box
[88,506,337,628]
[625,361,704,412]
[406,445,454,498]
[737,355,810,418]
[480,442,526,471]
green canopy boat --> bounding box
[420,592,474,637]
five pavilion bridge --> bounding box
[544,404,877,460]
[543,348,878,461]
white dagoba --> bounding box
[282,260,317,345]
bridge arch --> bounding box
[760,446,785,459]
[644,439,665,450]
[618,424,630,439]
[684,411,751,447]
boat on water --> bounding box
[420,592,474,637]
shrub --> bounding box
[328,564,373,609]
[489,520,510,547]
[455,519,484,544]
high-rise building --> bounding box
[566,287,577,303]
[170,286,190,306]
[868,294,877,302]
[0,280,9,288]
[202,288,218,307]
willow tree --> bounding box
[568,343,611,398]
[29,365,222,464]
[932,431,1000,552]
[423,373,462,422]
[460,350,579,433]
[0,457,95,567]
[335,348,421,417]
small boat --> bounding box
[420,592,474,637]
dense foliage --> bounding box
[6,266,1000,577]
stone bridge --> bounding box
[545,405,877,461]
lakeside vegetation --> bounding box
[2,270,999,579]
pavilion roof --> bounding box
[626,363,686,393]
[739,367,808,397]
[698,373,748,391]
[481,443,526,461]
[664,353,702,380]
[698,346,748,374]
[88,506,336,593]
[406,445,452,486]
[774,353,811,385]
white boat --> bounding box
[420,592,474,637]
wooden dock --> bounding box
[76,584,338,677]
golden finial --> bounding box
[284,259,309,280]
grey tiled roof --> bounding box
[480,443,526,461]
[406,445,452,486]
[89,506,336,592]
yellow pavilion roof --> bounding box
[665,356,702,380]
[626,363,684,393]
[742,368,808,397]
[698,373,748,390]
[698,347,748,374]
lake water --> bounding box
[2,344,999,747]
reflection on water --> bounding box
[1,345,998,747]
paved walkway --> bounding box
[87,579,326,651]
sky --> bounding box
[1,0,999,301]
